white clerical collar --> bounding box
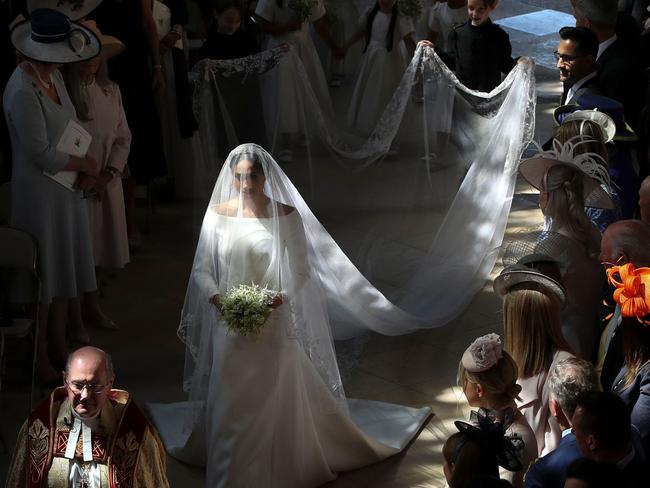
[566,71,597,103]
[597,35,617,60]
[65,417,94,461]
[617,446,635,470]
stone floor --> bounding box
[0,0,567,485]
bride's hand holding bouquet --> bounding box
[210,284,283,336]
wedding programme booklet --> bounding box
[45,119,92,191]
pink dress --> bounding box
[81,80,131,268]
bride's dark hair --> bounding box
[228,151,266,172]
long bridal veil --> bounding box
[166,144,431,481]
[189,45,536,336]
[179,144,431,420]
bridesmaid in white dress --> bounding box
[344,0,416,134]
[148,144,431,487]
[322,0,362,86]
[255,0,343,159]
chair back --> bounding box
[0,227,37,271]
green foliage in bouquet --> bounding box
[288,0,319,21]
[220,284,274,336]
[398,0,423,20]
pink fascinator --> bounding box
[462,333,503,372]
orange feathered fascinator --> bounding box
[606,263,650,324]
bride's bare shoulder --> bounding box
[277,203,296,216]
[210,201,239,217]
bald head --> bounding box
[600,220,650,267]
[64,347,115,418]
[65,346,113,377]
[640,176,650,224]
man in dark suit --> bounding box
[574,0,644,128]
[572,392,649,488]
[556,26,601,105]
[524,357,599,488]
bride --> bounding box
[149,144,430,487]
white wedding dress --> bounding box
[148,145,430,487]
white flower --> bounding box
[220,283,275,336]
[463,333,503,372]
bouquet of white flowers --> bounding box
[219,284,276,336]
[289,0,319,21]
[398,0,423,20]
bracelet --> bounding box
[152,64,162,70]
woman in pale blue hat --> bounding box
[4,7,101,383]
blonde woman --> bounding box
[494,257,574,456]
[457,333,537,487]
[518,140,612,359]
[553,114,622,232]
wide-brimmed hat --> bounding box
[27,0,102,21]
[518,139,614,209]
[82,20,124,59]
[553,94,637,142]
[494,247,566,305]
[11,8,100,64]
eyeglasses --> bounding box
[66,380,109,394]
[554,51,587,64]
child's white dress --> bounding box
[256,0,333,134]
[325,0,362,79]
[347,9,414,134]
[428,1,468,51]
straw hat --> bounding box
[11,8,100,64]
[27,0,103,21]
[494,249,566,306]
[82,20,124,59]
